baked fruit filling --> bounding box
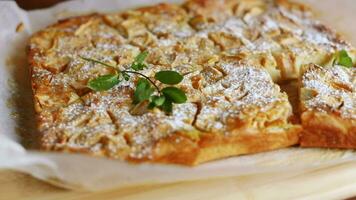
[28,0,355,165]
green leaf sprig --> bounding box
[333,50,354,68]
[80,52,187,114]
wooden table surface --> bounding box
[0,170,262,200]
[2,168,356,200]
[0,170,67,200]
[0,170,178,200]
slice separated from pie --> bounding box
[299,62,356,148]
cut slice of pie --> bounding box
[299,63,356,148]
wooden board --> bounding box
[2,165,356,200]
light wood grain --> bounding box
[0,170,65,200]
[0,170,243,200]
[0,170,242,200]
[0,170,166,200]
[2,166,356,200]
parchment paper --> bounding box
[1,0,356,198]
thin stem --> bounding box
[79,56,117,70]
[79,56,161,94]
[123,70,161,94]
[182,70,196,76]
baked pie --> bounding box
[28,0,355,165]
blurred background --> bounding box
[15,0,67,10]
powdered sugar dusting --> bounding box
[196,65,289,133]
[302,65,355,119]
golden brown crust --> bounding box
[300,111,356,148]
[151,127,300,165]
[39,127,300,166]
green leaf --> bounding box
[150,95,166,106]
[155,71,184,85]
[133,78,154,104]
[337,50,353,68]
[131,63,147,71]
[162,87,187,104]
[148,102,156,110]
[131,51,148,71]
[160,99,173,113]
[88,74,120,91]
[148,95,166,109]
[135,51,149,63]
[121,72,130,81]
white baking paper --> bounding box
[0,0,356,198]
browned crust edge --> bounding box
[300,111,356,149]
[151,126,301,165]
[38,126,301,166]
